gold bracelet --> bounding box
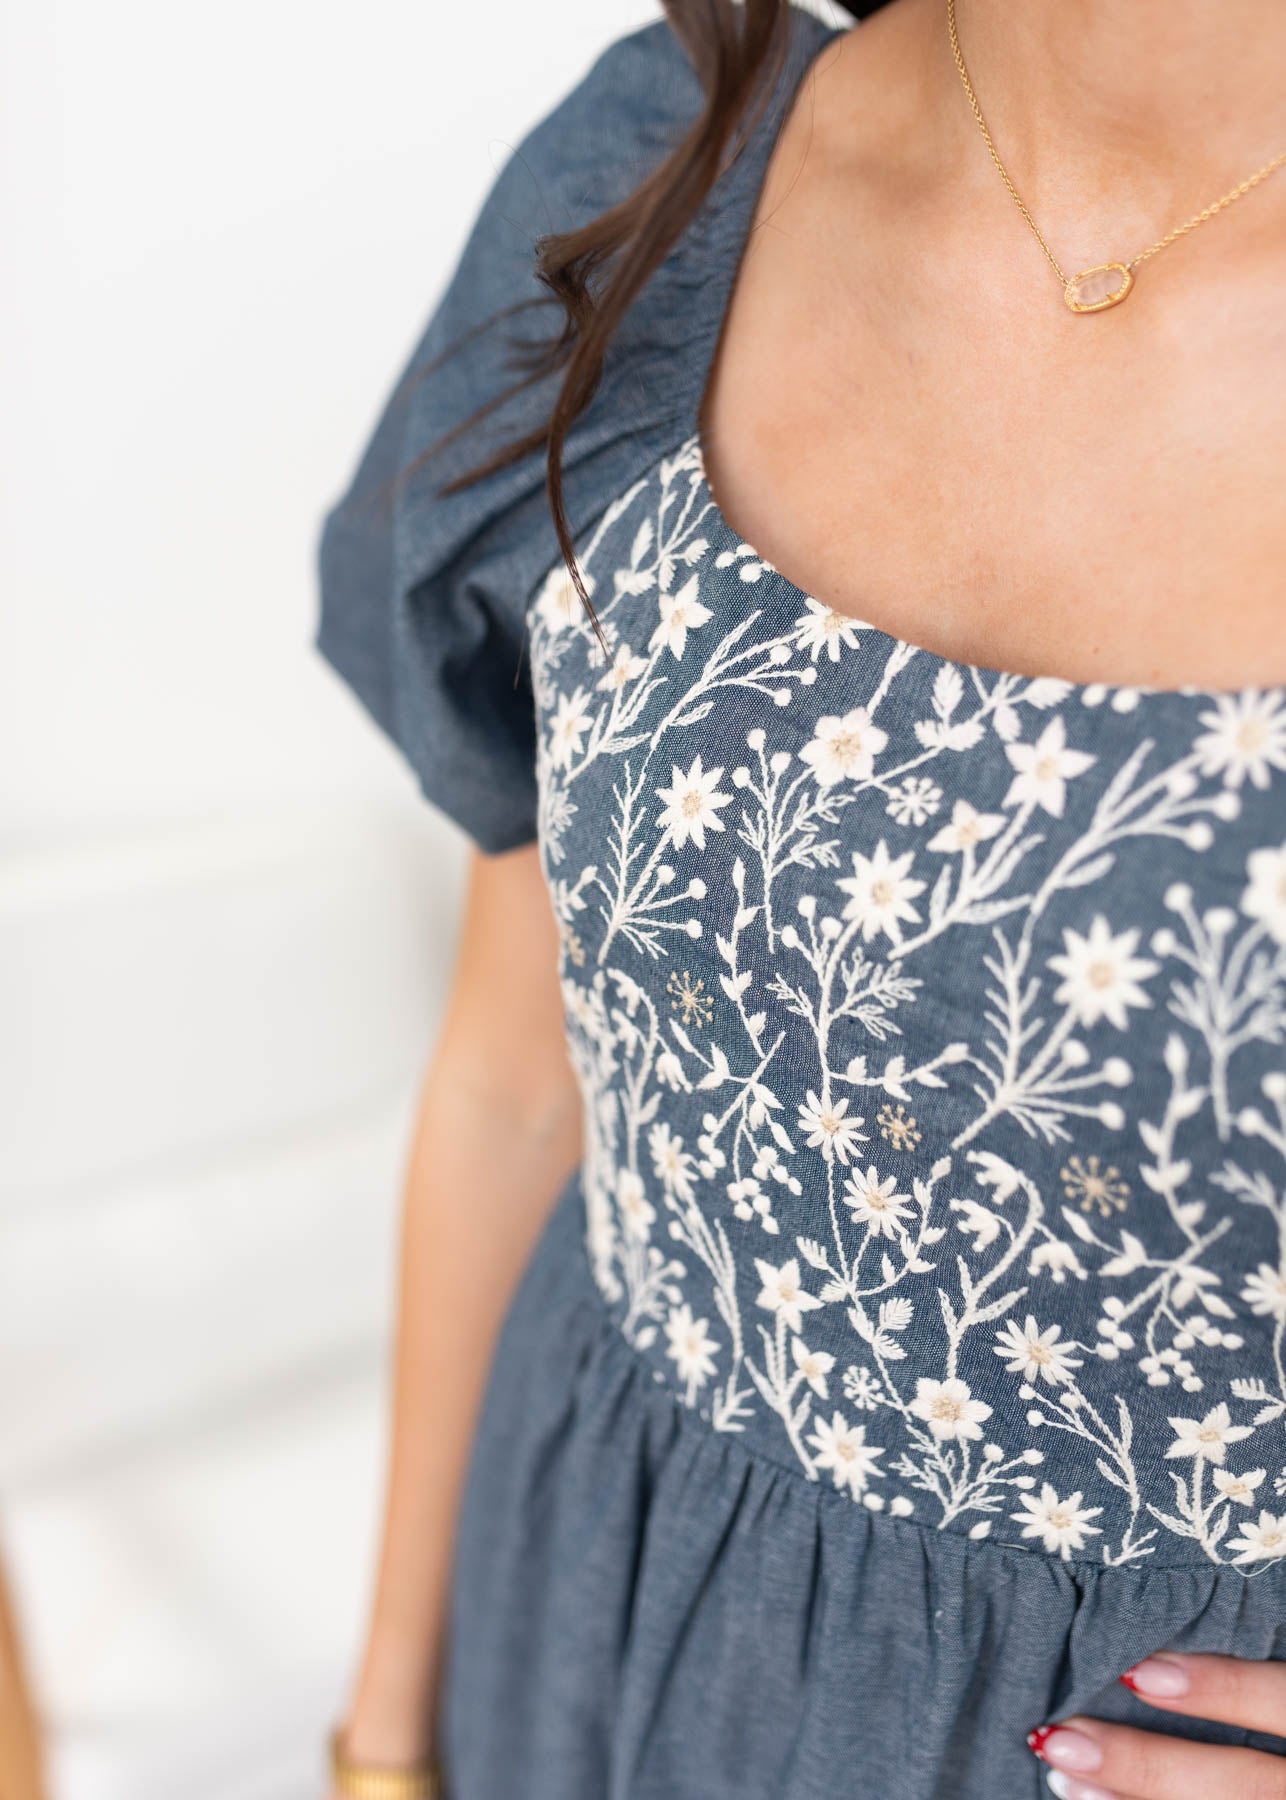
[328,1726,441,1800]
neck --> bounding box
[932,0,1286,257]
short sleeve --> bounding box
[314,19,705,855]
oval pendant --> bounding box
[1064,262,1134,314]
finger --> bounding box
[1028,1715,1286,1800]
[1044,1772,1127,1800]
[1121,1652,1286,1738]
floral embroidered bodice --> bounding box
[528,434,1286,1572]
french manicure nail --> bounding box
[1120,1654,1190,1698]
[1026,1725,1104,1774]
[1046,1773,1117,1800]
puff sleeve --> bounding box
[314,20,707,854]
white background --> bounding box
[0,3,832,1797]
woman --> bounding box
[316,1,1286,1795]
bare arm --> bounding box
[332,841,581,1779]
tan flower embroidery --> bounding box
[1061,1154,1130,1217]
[877,1103,922,1152]
[667,968,714,1027]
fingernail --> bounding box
[1027,1725,1104,1773]
[1120,1654,1190,1698]
[1046,1773,1117,1800]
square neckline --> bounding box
[682,8,1279,707]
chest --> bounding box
[525,441,1286,1561]
[529,436,1284,1131]
[698,101,1286,694]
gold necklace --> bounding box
[946,0,1286,313]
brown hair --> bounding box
[414,2,876,652]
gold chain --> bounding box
[946,0,1286,310]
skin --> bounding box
[333,0,1286,1788]
[700,0,1286,690]
[331,844,581,1788]
[1028,1652,1286,1799]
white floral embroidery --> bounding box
[755,1257,823,1334]
[1002,716,1096,818]
[1242,842,1286,945]
[842,1166,915,1239]
[792,1338,836,1399]
[1228,1512,1286,1565]
[993,1316,1083,1388]
[1047,917,1159,1031]
[1012,1483,1103,1560]
[1164,1403,1255,1466]
[808,1411,885,1497]
[909,1377,993,1443]
[1193,691,1286,791]
[528,434,1286,1569]
[800,708,888,785]
[1212,1466,1266,1505]
[665,1302,719,1402]
[927,798,1004,854]
[836,841,927,946]
[1242,1263,1286,1321]
[796,1091,867,1165]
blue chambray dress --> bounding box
[315,9,1286,1797]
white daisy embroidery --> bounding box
[548,686,593,770]
[909,1377,993,1443]
[1212,1467,1267,1505]
[1003,716,1096,817]
[993,1316,1084,1387]
[1240,1262,1286,1321]
[793,597,862,663]
[525,433,1286,1564]
[754,1257,824,1334]
[1193,690,1286,790]
[1012,1484,1103,1560]
[792,1338,836,1399]
[598,642,648,691]
[536,560,593,631]
[836,840,926,945]
[648,1122,698,1204]
[807,1412,886,1497]
[797,1091,867,1165]
[1047,915,1159,1030]
[616,1168,656,1242]
[664,1302,719,1401]
[1227,1511,1286,1566]
[655,754,733,850]
[650,572,713,658]
[927,798,1005,853]
[842,1165,915,1239]
[800,706,888,785]
[1164,1402,1255,1465]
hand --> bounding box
[1027,1653,1286,1799]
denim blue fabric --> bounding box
[445,1172,1286,1800]
[314,7,1286,1796]
[315,5,773,852]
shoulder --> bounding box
[473,18,703,259]
[427,3,844,441]
[314,5,844,856]
[479,5,841,246]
